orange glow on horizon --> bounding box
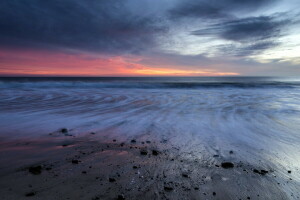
[129,67,239,76]
[0,49,240,76]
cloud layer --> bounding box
[0,0,165,54]
[0,0,299,75]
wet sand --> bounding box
[0,129,299,200]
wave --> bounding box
[1,77,300,89]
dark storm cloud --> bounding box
[169,0,277,19]
[0,0,294,58]
[192,16,288,42]
[0,0,165,54]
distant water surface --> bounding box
[1,77,300,139]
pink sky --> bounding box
[0,49,239,76]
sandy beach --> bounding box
[0,128,299,200]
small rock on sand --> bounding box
[253,169,268,175]
[28,166,42,175]
[164,186,173,191]
[60,128,68,133]
[117,194,125,200]
[25,192,36,197]
[164,182,174,191]
[152,150,159,156]
[140,149,148,155]
[131,139,136,143]
[221,162,234,169]
[109,178,116,182]
[72,160,80,164]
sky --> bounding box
[0,0,300,76]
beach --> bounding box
[0,77,299,199]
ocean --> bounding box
[1,77,300,141]
[1,76,300,160]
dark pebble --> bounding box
[182,173,189,178]
[90,132,96,135]
[72,160,79,164]
[109,178,116,182]
[28,166,42,175]
[82,171,87,174]
[146,141,151,144]
[221,162,234,169]
[229,150,234,154]
[140,149,148,155]
[288,170,291,173]
[60,128,68,133]
[213,192,216,196]
[152,150,159,156]
[131,139,136,143]
[164,186,173,191]
[253,169,268,175]
[117,194,125,200]
[133,166,138,169]
[113,139,116,142]
[25,192,36,197]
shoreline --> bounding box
[0,129,298,200]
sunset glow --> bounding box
[0,49,239,76]
[0,0,299,76]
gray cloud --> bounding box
[169,0,277,19]
[191,15,290,56]
[0,0,165,54]
[215,41,279,57]
[0,0,297,62]
[192,16,288,42]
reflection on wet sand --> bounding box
[0,129,298,200]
